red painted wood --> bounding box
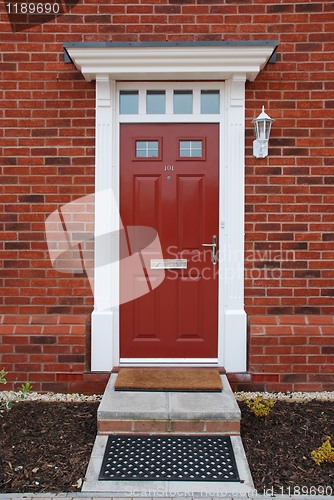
[120,123,219,358]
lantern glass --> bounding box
[253,107,274,142]
[260,121,266,141]
[252,106,274,159]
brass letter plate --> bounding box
[150,259,187,269]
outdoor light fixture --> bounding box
[252,106,274,159]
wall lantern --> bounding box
[252,106,275,158]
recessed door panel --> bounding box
[133,176,160,228]
[177,275,203,340]
[134,280,160,340]
[178,175,203,250]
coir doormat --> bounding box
[114,368,223,392]
[99,434,239,481]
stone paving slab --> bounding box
[169,388,239,420]
[98,375,240,421]
[98,378,169,420]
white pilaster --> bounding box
[220,75,247,372]
[91,77,119,371]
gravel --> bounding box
[0,390,102,402]
[235,390,334,401]
[2,389,334,403]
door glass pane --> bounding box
[120,91,139,114]
[201,90,220,114]
[180,140,202,157]
[136,140,159,158]
[147,90,166,114]
[174,90,193,114]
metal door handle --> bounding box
[202,235,217,265]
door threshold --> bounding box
[119,358,219,367]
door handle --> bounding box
[202,235,217,265]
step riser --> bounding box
[97,374,241,436]
[98,419,240,435]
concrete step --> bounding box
[97,373,240,435]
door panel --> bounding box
[177,276,203,340]
[134,284,159,340]
[120,123,219,359]
[134,176,161,228]
[178,175,204,250]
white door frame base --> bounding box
[64,42,277,373]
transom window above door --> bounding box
[118,83,221,118]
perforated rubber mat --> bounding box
[99,435,240,481]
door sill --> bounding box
[119,358,219,367]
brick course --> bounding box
[1,1,334,392]
[97,419,240,435]
[0,315,108,392]
[229,316,334,392]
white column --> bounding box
[220,75,247,372]
[91,77,119,371]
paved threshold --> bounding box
[97,373,240,435]
[85,374,250,497]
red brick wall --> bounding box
[1,1,334,392]
[0,315,108,392]
[229,315,334,392]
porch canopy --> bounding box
[64,41,277,83]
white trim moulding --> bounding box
[63,42,278,373]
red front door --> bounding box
[120,123,219,359]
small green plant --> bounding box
[242,396,276,418]
[20,381,32,398]
[0,371,32,416]
[0,368,7,384]
[311,436,334,466]
[0,368,12,415]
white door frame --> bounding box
[64,42,277,372]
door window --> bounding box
[179,140,203,158]
[136,140,159,158]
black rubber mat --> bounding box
[99,435,240,482]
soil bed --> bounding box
[240,400,334,495]
[0,399,334,494]
[0,401,99,494]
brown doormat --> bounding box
[114,368,223,392]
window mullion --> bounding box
[138,89,146,115]
[193,89,201,114]
[165,89,173,114]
